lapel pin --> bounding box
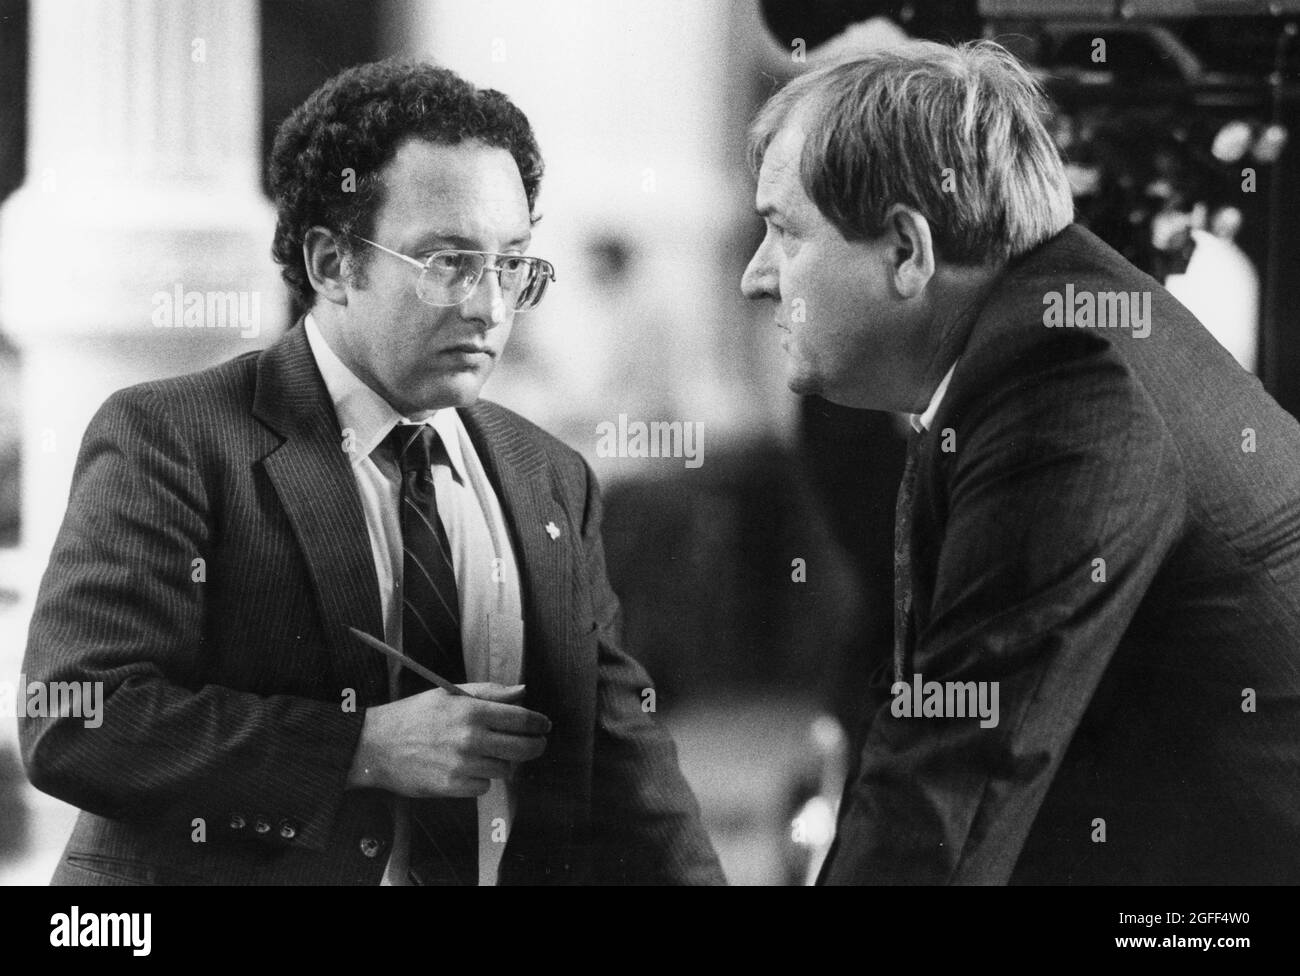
[545,521,561,540]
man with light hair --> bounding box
[743,40,1300,884]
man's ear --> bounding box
[884,205,936,299]
[303,226,351,307]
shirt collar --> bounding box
[909,359,958,434]
[304,312,469,482]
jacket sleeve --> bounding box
[19,386,364,853]
[575,458,726,884]
[822,335,1188,884]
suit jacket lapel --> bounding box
[459,401,583,710]
[251,321,388,701]
[460,400,587,880]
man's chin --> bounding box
[817,387,895,411]
[784,365,821,399]
[789,370,888,411]
[433,384,485,410]
[402,377,488,415]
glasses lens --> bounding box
[496,256,529,290]
[416,251,553,311]
[515,262,552,311]
[417,251,483,306]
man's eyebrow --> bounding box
[407,231,465,249]
[412,231,533,250]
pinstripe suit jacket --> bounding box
[20,320,724,885]
[820,225,1300,884]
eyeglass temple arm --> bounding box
[354,234,555,280]
[351,235,426,271]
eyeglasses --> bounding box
[350,235,556,312]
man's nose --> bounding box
[741,245,775,300]
[459,267,510,329]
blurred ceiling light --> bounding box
[1065,162,1101,197]
[1051,116,1077,152]
[1211,120,1254,163]
[791,796,837,848]
[1252,123,1289,163]
[1211,205,1244,241]
[1151,209,1193,251]
[1146,177,1175,202]
[810,715,845,755]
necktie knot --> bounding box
[384,423,439,475]
[384,423,451,498]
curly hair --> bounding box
[269,58,544,311]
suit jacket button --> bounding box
[278,820,298,841]
[254,818,272,835]
[229,814,246,831]
[359,836,384,858]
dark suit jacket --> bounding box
[20,321,724,885]
[821,224,1300,884]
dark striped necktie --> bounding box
[893,426,925,686]
[382,422,478,885]
[384,423,465,688]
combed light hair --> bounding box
[749,39,1073,264]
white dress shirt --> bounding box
[909,360,959,434]
[305,314,524,886]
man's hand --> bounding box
[346,684,550,798]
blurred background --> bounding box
[1,0,1297,885]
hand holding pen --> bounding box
[344,627,551,798]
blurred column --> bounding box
[0,0,284,571]
[387,0,785,473]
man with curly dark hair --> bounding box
[268,59,546,319]
[21,58,725,886]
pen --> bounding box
[347,626,476,698]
